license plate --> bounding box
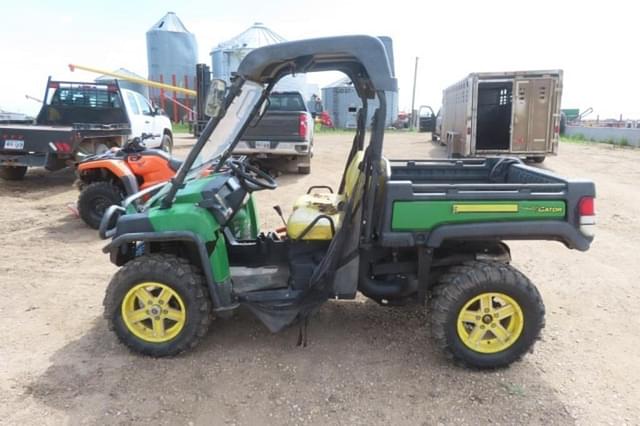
[255,141,271,150]
[3,139,24,150]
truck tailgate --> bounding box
[1,125,74,153]
[242,111,304,142]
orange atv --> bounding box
[76,133,180,228]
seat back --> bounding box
[343,150,365,198]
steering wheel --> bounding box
[226,158,277,191]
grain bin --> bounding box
[210,23,308,95]
[95,68,149,98]
[146,12,197,122]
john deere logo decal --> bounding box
[522,206,564,214]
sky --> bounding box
[1,0,638,120]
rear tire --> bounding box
[297,152,312,174]
[103,254,212,357]
[429,261,545,369]
[160,134,173,153]
[0,165,27,180]
[78,181,123,229]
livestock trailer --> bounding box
[440,70,562,162]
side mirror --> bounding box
[154,107,166,116]
[205,79,227,118]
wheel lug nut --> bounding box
[163,310,168,314]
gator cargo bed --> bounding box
[379,158,595,250]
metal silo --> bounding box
[210,23,308,95]
[95,68,149,98]
[146,12,198,122]
[210,22,285,83]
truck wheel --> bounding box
[297,153,312,174]
[0,165,27,181]
[429,261,545,369]
[78,181,123,229]
[160,134,173,153]
[103,254,212,357]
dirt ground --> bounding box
[0,132,638,425]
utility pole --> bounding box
[410,56,419,130]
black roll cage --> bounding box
[160,35,398,235]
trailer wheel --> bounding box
[0,165,27,181]
[78,181,124,229]
[103,254,212,357]
[430,261,545,369]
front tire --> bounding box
[77,181,123,229]
[430,261,545,369]
[0,165,27,180]
[103,254,212,357]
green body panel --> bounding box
[391,200,566,231]
[211,233,230,281]
[228,195,259,240]
[146,174,231,282]
[245,195,259,239]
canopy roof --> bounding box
[237,35,397,98]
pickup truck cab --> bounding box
[120,88,173,152]
[234,91,314,174]
[0,78,172,180]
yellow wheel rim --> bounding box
[457,292,524,354]
[121,282,186,343]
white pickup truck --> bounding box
[0,78,172,180]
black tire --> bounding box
[0,165,27,181]
[297,152,312,174]
[77,181,123,229]
[525,156,545,164]
[160,133,173,153]
[430,261,545,369]
[103,254,212,357]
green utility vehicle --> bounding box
[100,36,596,368]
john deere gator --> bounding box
[99,35,596,368]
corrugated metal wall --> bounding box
[322,81,398,128]
[565,125,640,147]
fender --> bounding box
[77,159,139,195]
[102,230,234,311]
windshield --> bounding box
[189,81,264,175]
